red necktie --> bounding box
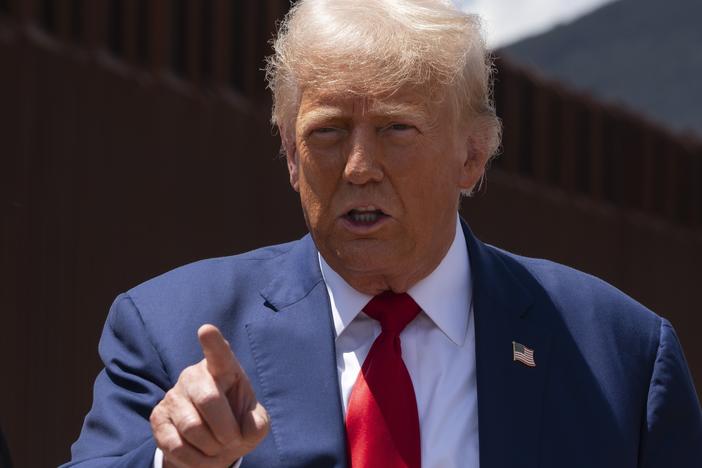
[346,291,422,468]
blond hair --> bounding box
[266,0,501,158]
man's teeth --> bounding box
[353,212,378,223]
[349,209,383,223]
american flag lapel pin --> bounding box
[513,341,536,367]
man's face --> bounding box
[286,87,487,294]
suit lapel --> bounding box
[247,235,348,467]
[245,224,553,467]
[463,221,553,468]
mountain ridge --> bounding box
[501,0,702,137]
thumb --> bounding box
[239,401,270,445]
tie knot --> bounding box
[363,291,421,334]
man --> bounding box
[65,0,702,467]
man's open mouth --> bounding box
[344,207,388,226]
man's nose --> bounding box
[343,129,384,185]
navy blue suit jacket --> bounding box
[65,221,702,467]
[0,424,11,468]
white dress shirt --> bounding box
[321,217,479,468]
[156,218,478,467]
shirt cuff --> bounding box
[153,448,163,468]
[154,448,243,468]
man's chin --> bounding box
[325,239,405,274]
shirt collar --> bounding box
[319,217,472,346]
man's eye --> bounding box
[312,127,339,135]
[385,123,414,132]
[306,127,344,145]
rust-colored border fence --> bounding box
[492,58,702,229]
[1,2,297,467]
[1,2,702,467]
[0,0,289,96]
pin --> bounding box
[513,341,536,367]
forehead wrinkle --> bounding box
[297,91,437,128]
[366,100,430,122]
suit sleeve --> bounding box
[0,423,12,468]
[61,294,172,467]
[638,319,702,467]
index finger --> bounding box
[197,324,241,384]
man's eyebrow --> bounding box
[297,107,347,127]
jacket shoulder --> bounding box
[127,240,297,302]
[489,245,660,326]
[115,239,302,341]
[488,244,663,378]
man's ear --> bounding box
[281,129,300,192]
[458,130,490,193]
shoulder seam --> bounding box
[115,292,172,387]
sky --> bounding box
[455,0,617,48]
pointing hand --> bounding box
[150,325,269,467]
